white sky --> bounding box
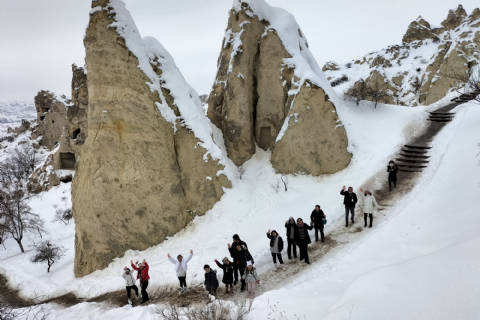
[0,0,478,102]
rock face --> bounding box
[33,91,67,149]
[208,0,351,174]
[324,5,480,106]
[73,0,232,276]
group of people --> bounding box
[120,161,399,304]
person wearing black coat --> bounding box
[387,160,399,191]
[229,244,253,292]
[228,234,248,286]
[214,257,234,295]
[340,186,358,227]
[284,217,298,259]
[294,218,313,264]
[267,230,285,270]
[310,205,326,242]
[204,264,219,298]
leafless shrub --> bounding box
[345,79,369,106]
[0,297,50,320]
[238,166,246,180]
[30,240,66,272]
[367,82,389,109]
[153,299,253,320]
[330,74,349,87]
[0,146,38,185]
[412,77,422,95]
[52,204,73,225]
[442,67,480,102]
[270,181,280,193]
[280,176,288,192]
[267,301,306,320]
[0,181,45,253]
[346,62,352,69]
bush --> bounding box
[345,62,352,69]
[331,75,349,87]
[153,299,253,320]
[30,240,66,272]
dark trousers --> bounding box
[271,252,284,264]
[364,213,373,227]
[233,264,240,282]
[141,280,149,303]
[389,180,397,190]
[126,285,138,300]
[345,206,355,226]
[297,240,309,263]
[206,286,217,296]
[178,276,187,288]
[314,225,324,242]
[239,266,246,290]
[287,238,297,258]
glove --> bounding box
[214,259,218,262]
[257,280,260,284]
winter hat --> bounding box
[124,267,130,271]
[222,257,230,263]
[364,190,371,195]
[232,234,240,241]
[204,264,210,269]
[271,230,278,236]
[289,216,295,221]
[138,262,145,267]
[246,261,252,267]
[315,205,320,209]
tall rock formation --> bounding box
[33,91,67,150]
[73,0,232,276]
[208,0,351,174]
[324,5,480,106]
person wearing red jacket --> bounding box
[131,259,150,304]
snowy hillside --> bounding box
[0,100,36,135]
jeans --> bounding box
[345,206,355,226]
[287,238,297,258]
[141,280,149,302]
[178,276,187,288]
[271,252,284,264]
[364,213,373,227]
[126,285,138,300]
[314,225,324,242]
[389,180,397,190]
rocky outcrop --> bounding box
[73,0,232,276]
[323,5,480,106]
[33,91,67,149]
[208,0,351,174]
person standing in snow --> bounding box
[284,217,298,259]
[131,259,150,304]
[295,218,313,264]
[228,234,248,286]
[167,249,193,294]
[215,257,234,295]
[387,161,399,191]
[267,229,286,270]
[122,267,139,305]
[310,205,326,242]
[204,264,219,300]
[242,261,260,299]
[340,186,358,227]
[230,244,254,292]
[360,188,379,228]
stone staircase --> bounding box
[451,89,480,103]
[396,145,431,173]
[427,112,454,122]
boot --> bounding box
[225,287,229,294]
[274,263,278,270]
[233,279,238,286]
[282,264,286,271]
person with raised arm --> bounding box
[130,259,150,304]
[168,249,193,295]
[340,186,358,227]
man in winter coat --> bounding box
[230,244,254,292]
[215,257,234,295]
[295,218,313,264]
[204,264,219,301]
[267,230,286,270]
[340,186,358,227]
[360,188,380,227]
[122,267,139,305]
[228,234,248,286]
[131,259,150,304]
[168,249,193,294]
[310,205,326,242]
[284,217,298,259]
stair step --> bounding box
[397,164,428,168]
[396,158,429,163]
[429,116,454,119]
[401,149,429,154]
[399,153,430,159]
[404,145,431,149]
[399,168,423,173]
[427,119,452,122]
[429,112,454,115]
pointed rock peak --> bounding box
[441,4,468,29]
[415,15,431,28]
[468,8,480,22]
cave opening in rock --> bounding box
[60,152,76,169]
[71,128,81,140]
[40,116,45,121]
[259,126,272,150]
[60,175,72,183]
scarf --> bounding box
[297,221,304,227]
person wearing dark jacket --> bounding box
[214,257,234,295]
[294,218,313,264]
[387,161,399,191]
[204,264,219,300]
[310,205,326,242]
[284,217,298,259]
[267,230,286,270]
[228,234,248,286]
[340,186,358,227]
[229,244,253,292]
[131,259,150,304]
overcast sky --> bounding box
[0,0,478,102]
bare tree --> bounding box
[0,146,38,184]
[442,67,480,102]
[367,82,389,108]
[0,181,45,253]
[30,240,66,272]
[345,79,369,106]
[52,204,73,225]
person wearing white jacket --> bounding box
[122,267,140,305]
[360,188,379,228]
[168,249,193,294]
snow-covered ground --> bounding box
[0,100,37,136]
